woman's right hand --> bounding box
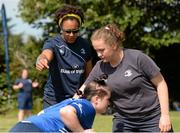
[36,50,53,71]
[36,56,49,71]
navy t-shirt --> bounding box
[42,34,92,104]
[14,78,33,98]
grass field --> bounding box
[0,109,180,132]
[93,111,180,132]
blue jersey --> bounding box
[24,98,96,132]
[42,34,92,104]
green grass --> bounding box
[0,110,18,132]
[1,110,180,132]
[170,111,180,132]
[94,111,180,132]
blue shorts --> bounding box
[18,94,33,110]
[9,121,42,132]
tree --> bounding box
[0,15,24,112]
[18,0,180,52]
[0,16,46,112]
[17,0,180,103]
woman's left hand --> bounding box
[159,115,172,132]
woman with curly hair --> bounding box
[36,4,92,109]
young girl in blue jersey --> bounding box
[9,80,111,132]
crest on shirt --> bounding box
[80,48,86,54]
[124,69,132,77]
[59,49,65,56]
[73,64,79,69]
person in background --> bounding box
[9,80,111,132]
[78,23,173,132]
[13,68,39,121]
[36,4,92,109]
[172,101,180,111]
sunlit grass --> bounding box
[0,109,180,132]
[93,111,180,132]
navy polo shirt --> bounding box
[42,34,91,104]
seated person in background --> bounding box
[9,80,111,132]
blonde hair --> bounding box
[91,24,125,48]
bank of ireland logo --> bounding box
[124,69,132,77]
[80,48,86,54]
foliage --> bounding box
[16,0,180,101]
[17,0,180,53]
[0,17,17,111]
[0,87,15,114]
[0,35,47,111]
[1,17,46,110]
[1,0,180,109]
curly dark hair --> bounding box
[55,4,84,27]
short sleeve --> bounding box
[42,38,54,52]
[70,102,84,118]
[138,52,160,79]
[84,61,102,85]
[69,99,95,129]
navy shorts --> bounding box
[18,94,32,110]
[112,112,173,132]
[9,121,42,132]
